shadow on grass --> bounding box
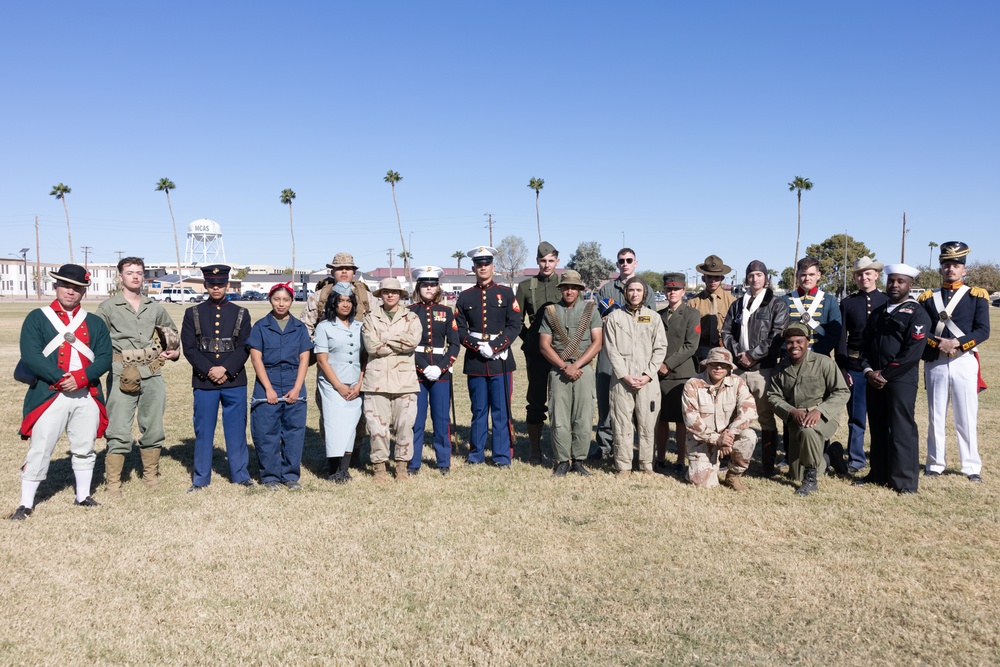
[30,451,75,507]
[164,437,254,483]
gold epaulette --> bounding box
[970,286,990,299]
[917,289,934,302]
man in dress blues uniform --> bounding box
[408,266,460,475]
[835,257,887,474]
[918,241,990,482]
[855,264,931,494]
[455,246,522,467]
[783,256,842,355]
[181,264,254,490]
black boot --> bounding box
[553,461,570,477]
[337,454,352,484]
[570,460,592,476]
[327,456,342,481]
[796,467,818,496]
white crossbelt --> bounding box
[40,306,94,367]
[789,290,826,336]
[932,286,975,355]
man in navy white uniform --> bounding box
[408,266,460,475]
[180,264,254,490]
[454,246,522,467]
[918,241,990,482]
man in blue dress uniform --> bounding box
[835,257,887,474]
[918,241,990,482]
[783,256,842,355]
[180,265,254,490]
[455,246,522,467]
[408,266,460,475]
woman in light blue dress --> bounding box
[314,282,366,483]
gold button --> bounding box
[215,354,220,358]
[215,330,220,334]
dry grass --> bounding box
[2,302,999,666]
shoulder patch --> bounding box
[512,300,521,313]
[917,289,934,302]
[638,315,651,323]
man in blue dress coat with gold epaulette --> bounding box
[181,265,254,491]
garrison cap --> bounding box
[332,281,353,297]
[939,241,970,265]
[537,241,558,259]
[201,264,231,284]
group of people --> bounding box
[7,239,988,520]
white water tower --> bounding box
[184,218,226,265]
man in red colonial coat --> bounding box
[9,264,112,520]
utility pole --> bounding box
[387,248,394,278]
[81,246,93,270]
[900,212,908,262]
[115,250,124,262]
[843,230,848,298]
[34,215,42,300]
[484,213,494,247]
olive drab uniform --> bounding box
[515,270,561,455]
[539,298,599,463]
[859,297,932,492]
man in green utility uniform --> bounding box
[538,270,603,477]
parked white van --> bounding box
[149,287,204,303]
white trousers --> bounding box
[925,353,981,475]
[21,390,100,481]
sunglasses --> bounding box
[617,257,635,265]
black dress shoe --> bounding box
[284,480,302,490]
[263,481,282,490]
[968,474,984,483]
[237,479,256,487]
[9,505,32,521]
[553,461,570,477]
[847,465,863,475]
[570,461,592,477]
[852,476,873,487]
[187,484,206,493]
[406,467,419,476]
[496,463,511,470]
[74,496,101,507]
[439,467,450,476]
[924,469,941,477]
[896,488,918,495]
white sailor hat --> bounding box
[883,263,920,279]
[412,265,444,283]
[467,246,498,263]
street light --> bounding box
[12,248,29,300]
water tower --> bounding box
[184,218,226,265]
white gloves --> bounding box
[478,342,493,358]
[423,365,442,382]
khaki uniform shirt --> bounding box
[603,306,667,381]
[361,306,421,394]
[688,289,735,350]
[767,351,849,425]
[300,279,378,337]
[97,293,177,379]
[539,299,599,359]
[681,373,756,446]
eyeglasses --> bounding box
[617,257,635,265]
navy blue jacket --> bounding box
[918,285,991,361]
[455,281,522,376]
[859,300,931,385]
[836,289,888,371]
[181,299,251,389]
[408,302,460,381]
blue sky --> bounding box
[1,2,996,280]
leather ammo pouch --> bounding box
[115,344,160,395]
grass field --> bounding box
[2,301,999,665]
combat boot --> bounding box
[721,469,748,493]
[139,448,161,489]
[527,423,544,464]
[796,467,818,496]
[760,430,777,477]
[395,460,409,483]
[372,462,387,483]
[104,453,125,498]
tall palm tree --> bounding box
[280,189,297,292]
[928,241,939,266]
[384,170,409,278]
[788,176,814,269]
[528,177,545,244]
[155,178,182,278]
[50,183,74,262]
[452,250,465,271]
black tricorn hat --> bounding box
[49,263,91,287]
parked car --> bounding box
[149,287,204,303]
[992,297,1000,308]
[240,290,266,301]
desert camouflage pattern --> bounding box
[361,306,421,394]
[364,392,417,464]
[681,372,758,487]
[300,279,377,336]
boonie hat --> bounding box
[557,270,585,289]
[701,347,736,369]
[374,277,406,297]
[327,252,359,270]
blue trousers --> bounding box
[251,396,306,483]
[467,374,513,465]
[192,387,251,486]
[846,369,868,469]
[412,379,452,470]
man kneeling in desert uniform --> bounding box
[680,347,757,490]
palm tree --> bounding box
[384,170,408,278]
[452,250,465,271]
[280,189,297,292]
[50,183,74,262]
[528,177,545,244]
[928,241,939,266]
[788,176,814,269]
[155,178,182,278]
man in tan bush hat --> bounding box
[688,254,735,361]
